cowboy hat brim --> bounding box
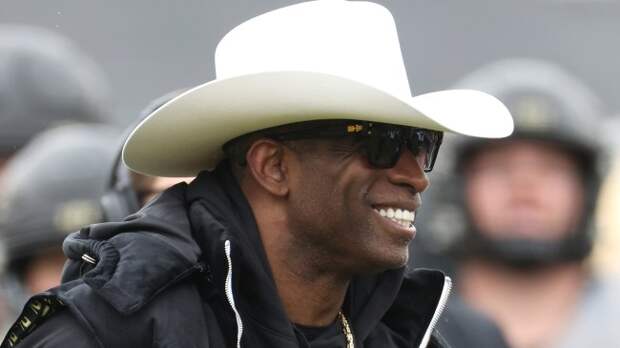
[123,71,513,177]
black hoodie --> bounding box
[3,163,451,348]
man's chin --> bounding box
[354,251,409,275]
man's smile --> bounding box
[371,204,418,240]
[373,207,416,228]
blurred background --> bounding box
[1,1,619,347]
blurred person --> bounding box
[100,90,194,223]
[421,58,619,348]
[102,158,193,220]
[0,24,109,335]
[0,25,109,168]
[0,124,117,330]
[2,1,513,347]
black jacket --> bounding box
[3,164,451,348]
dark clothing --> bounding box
[8,309,97,347]
[4,163,450,348]
[295,322,343,343]
[294,321,348,347]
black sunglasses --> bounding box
[239,120,443,172]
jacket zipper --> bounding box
[419,276,452,348]
[224,240,244,348]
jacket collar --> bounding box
[62,183,201,315]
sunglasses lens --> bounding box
[365,136,401,168]
[412,147,429,169]
[365,127,442,172]
[408,130,442,172]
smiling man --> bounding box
[2,1,511,348]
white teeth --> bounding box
[404,211,415,222]
[374,207,416,227]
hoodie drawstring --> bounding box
[419,276,452,348]
[224,240,244,348]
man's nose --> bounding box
[385,149,430,193]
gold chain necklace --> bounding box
[338,311,355,348]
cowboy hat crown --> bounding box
[215,0,411,98]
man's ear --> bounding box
[245,139,290,197]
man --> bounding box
[0,124,117,334]
[2,1,512,347]
[419,58,619,348]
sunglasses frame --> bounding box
[250,120,443,172]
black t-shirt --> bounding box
[294,320,349,347]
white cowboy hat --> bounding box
[123,0,513,177]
